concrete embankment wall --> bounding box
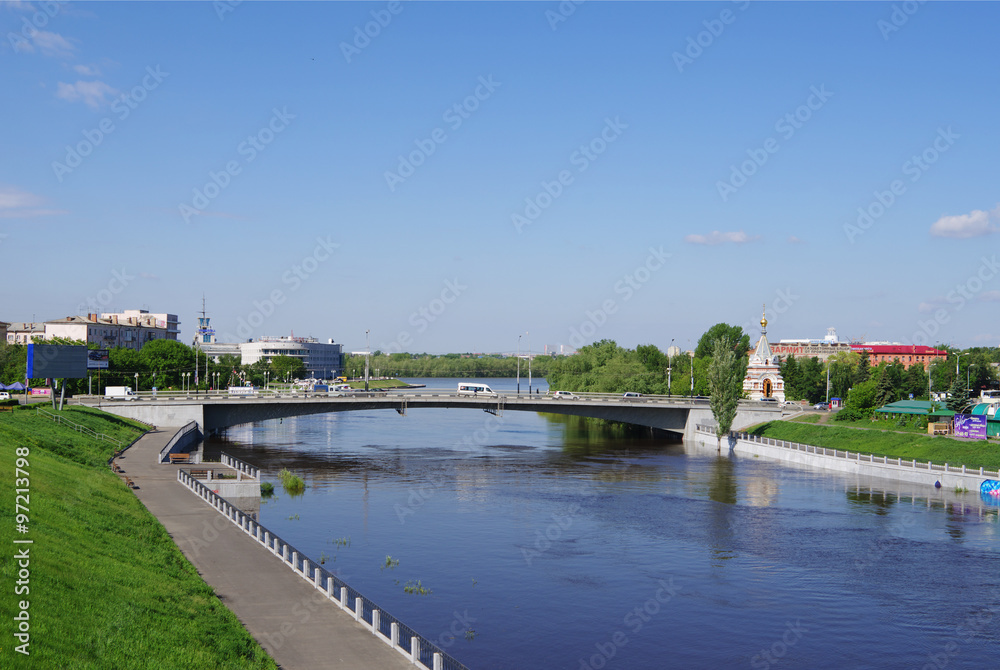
[694,426,999,491]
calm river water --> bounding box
[205,378,1000,669]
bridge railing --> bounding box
[176,470,470,670]
[696,425,1000,478]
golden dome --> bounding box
[760,305,767,329]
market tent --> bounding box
[3,382,26,391]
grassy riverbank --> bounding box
[746,419,1000,471]
[346,378,414,390]
[0,407,276,669]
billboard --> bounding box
[954,414,988,440]
[87,349,110,369]
[26,344,88,379]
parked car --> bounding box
[553,391,579,400]
[814,402,829,410]
[760,397,778,403]
[0,392,10,401]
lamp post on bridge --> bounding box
[527,331,532,395]
[365,329,371,392]
[667,338,674,398]
[516,334,522,396]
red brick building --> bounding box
[849,344,947,370]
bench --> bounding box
[168,453,191,464]
[188,469,209,479]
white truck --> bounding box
[104,386,138,401]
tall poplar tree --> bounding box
[708,334,745,451]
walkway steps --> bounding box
[123,427,412,670]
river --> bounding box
[205,378,1000,669]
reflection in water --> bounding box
[846,488,896,516]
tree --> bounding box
[946,377,970,413]
[835,377,879,421]
[270,355,306,381]
[139,340,195,387]
[695,324,749,360]
[874,366,895,407]
[854,351,871,385]
[780,355,802,399]
[708,335,744,451]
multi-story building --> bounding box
[6,322,46,344]
[240,336,343,378]
[767,327,947,370]
[100,310,180,341]
[44,310,177,350]
[849,344,948,370]
[0,321,8,343]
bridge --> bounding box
[78,388,784,441]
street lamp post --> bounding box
[667,338,674,398]
[689,351,695,399]
[516,334,522,395]
[134,372,139,394]
[365,329,371,392]
[527,331,532,395]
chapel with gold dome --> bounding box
[743,306,786,402]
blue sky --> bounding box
[2,1,999,354]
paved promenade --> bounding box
[121,427,412,670]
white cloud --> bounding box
[979,290,1000,303]
[684,230,759,245]
[929,205,1000,238]
[4,1,36,12]
[33,29,74,56]
[787,235,804,244]
[0,185,65,219]
[55,80,118,109]
[73,63,100,76]
[0,185,42,210]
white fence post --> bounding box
[411,637,420,665]
[372,610,380,635]
[354,597,363,622]
[434,652,442,670]
[391,622,399,649]
[340,587,348,610]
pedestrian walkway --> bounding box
[121,427,412,670]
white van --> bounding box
[457,383,497,397]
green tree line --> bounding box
[342,352,559,379]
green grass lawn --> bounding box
[0,408,276,669]
[347,378,413,390]
[788,413,821,424]
[746,420,1000,471]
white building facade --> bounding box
[239,336,343,378]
